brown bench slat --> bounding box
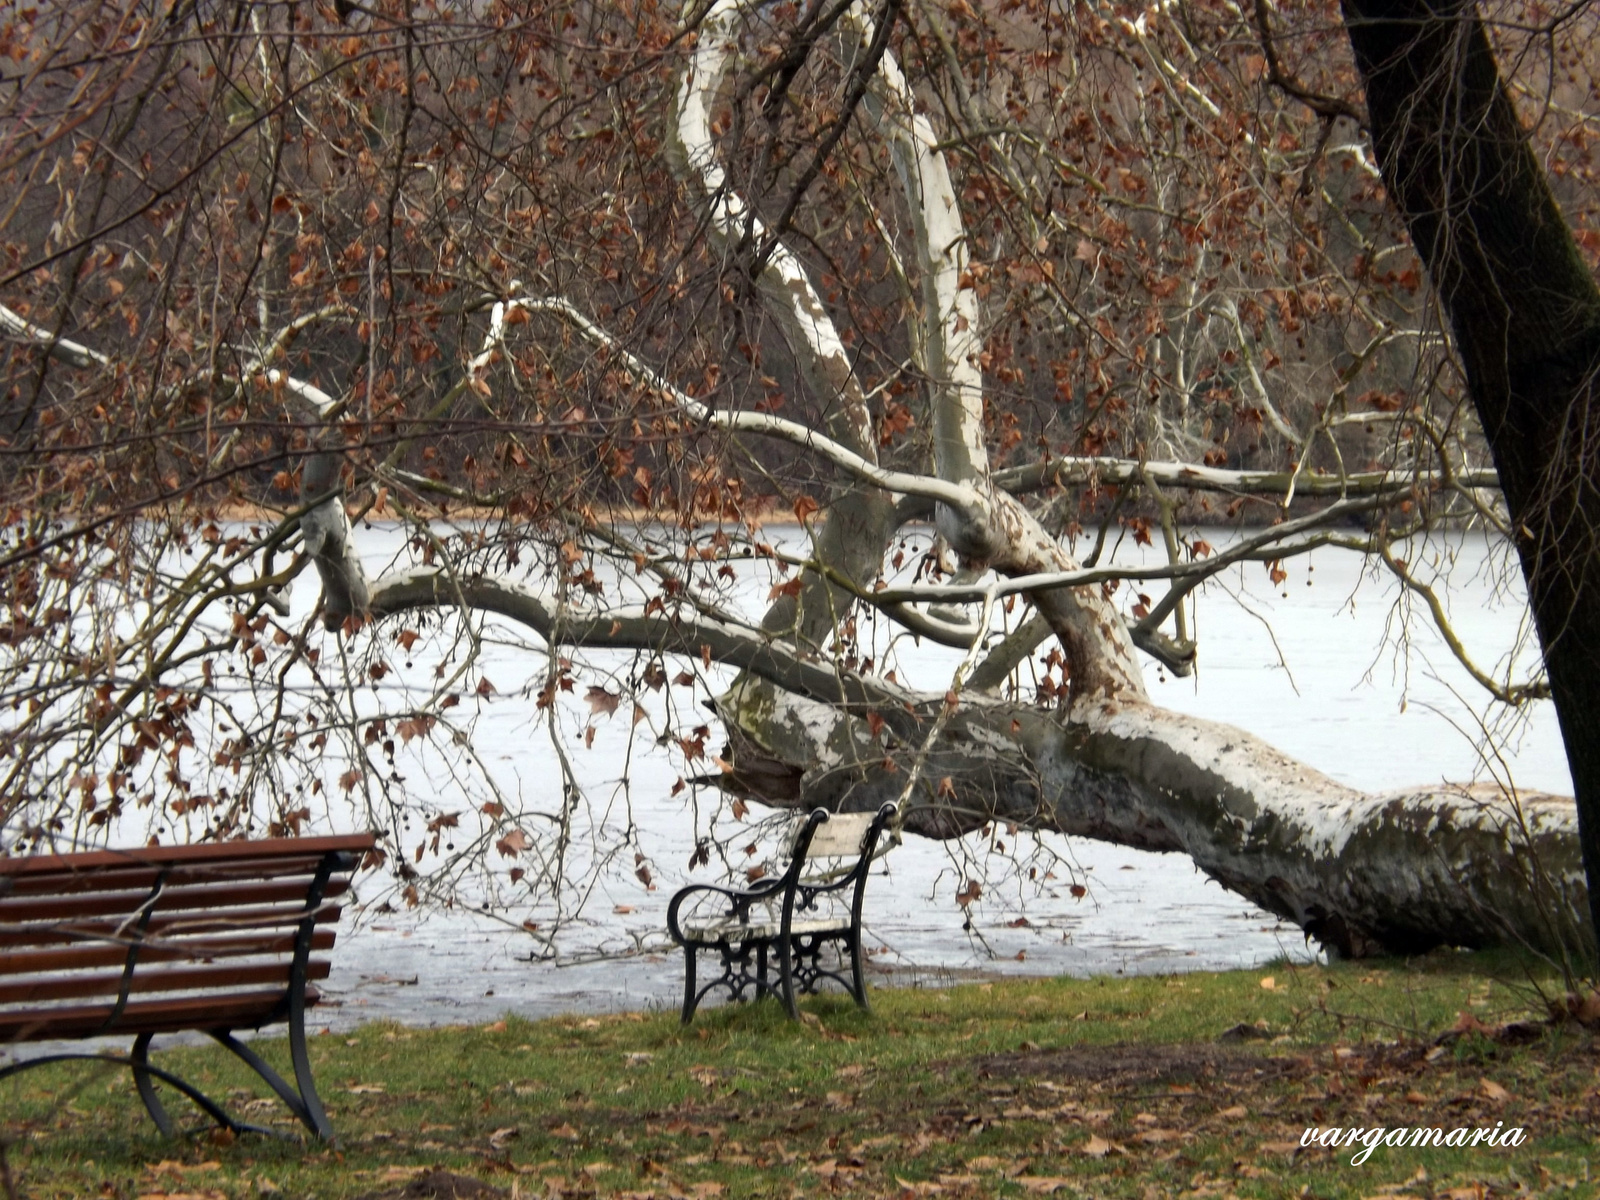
[0,901,344,948]
[0,987,319,1041]
[0,876,351,923]
[0,959,331,1005]
[0,928,338,976]
[0,855,341,897]
[0,835,375,878]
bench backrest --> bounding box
[776,805,897,920]
[0,834,373,1041]
[799,810,882,860]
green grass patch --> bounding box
[3,950,1595,1198]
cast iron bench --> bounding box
[0,833,374,1141]
[667,804,896,1023]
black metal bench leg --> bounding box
[777,934,799,1020]
[287,1008,334,1140]
[211,1032,328,1139]
[681,945,698,1024]
[128,1036,259,1137]
[0,1050,246,1139]
[847,929,871,1013]
[131,1033,176,1136]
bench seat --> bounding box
[681,917,848,941]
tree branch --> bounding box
[368,567,918,718]
[511,294,982,512]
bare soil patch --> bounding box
[966,1040,1307,1087]
[352,1169,509,1200]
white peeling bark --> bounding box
[805,9,1144,704]
[669,0,895,650]
[253,367,372,632]
[844,6,988,492]
[988,456,1500,499]
[671,0,871,439]
[0,302,113,369]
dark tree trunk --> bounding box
[1343,0,1600,960]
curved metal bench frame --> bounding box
[667,804,896,1022]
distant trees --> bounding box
[0,0,1591,958]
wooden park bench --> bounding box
[667,804,896,1023]
[0,833,374,1141]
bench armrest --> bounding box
[666,878,785,942]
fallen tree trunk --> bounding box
[707,675,1592,962]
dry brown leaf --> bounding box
[1479,1077,1511,1102]
[1080,1134,1126,1158]
[143,1163,221,1178]
[549,1122,580,1140]
[1572,989,1600,1025]
[1016,1179,1075,1195]
[1258,1141,1303,1155]
[1136,1128,1184,1143]
[583,685,620,717]
[964,1156,1010,1172]
[494,829,530,857]
[1217,1104,1248,1119]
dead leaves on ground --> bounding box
[95,1006,1598,1200]
[135,1159,226,1200]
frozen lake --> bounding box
[1,521,1565,1033]
[302,523,1564,1030]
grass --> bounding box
[2,950,1597,1199]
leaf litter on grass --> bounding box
[7,959,1600,1199]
